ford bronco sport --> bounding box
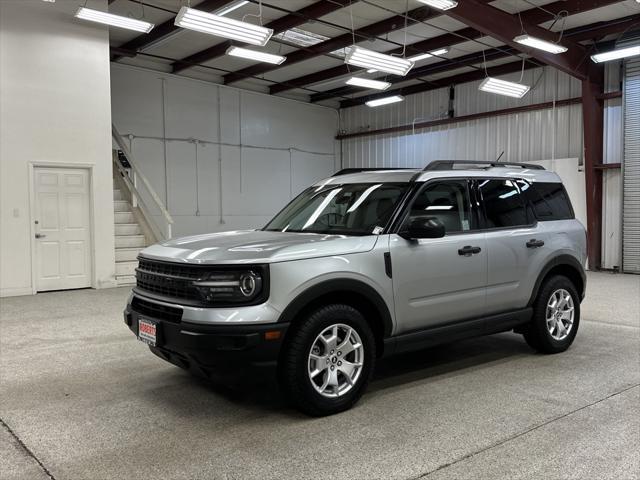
[125,160,586,416]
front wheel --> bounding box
[523,275,581,354]
[278,304,375,416]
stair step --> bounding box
[115,235,146,248]
[113,189,125,201]
[115,247,144,262]
[115,223,141,236]
[116,260,138,276]
[114,212,135,224]
[116,275,136,286]
[114,200,131,212]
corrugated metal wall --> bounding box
[339,64,624,269]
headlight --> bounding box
[192,269,265,305]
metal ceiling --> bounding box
[107,0,640,106]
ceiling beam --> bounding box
[271,0,620,95]
[111,0,235,62]
[339,60,538,108]
[222,5,439,85]
[313,13,637,104]
[441,0,590,80]
[171,0,352,74]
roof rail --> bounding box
[423,160,545,171]
[332,167,414,176]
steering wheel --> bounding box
[313,212,345,227]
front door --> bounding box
[389,179,487,334]
[34,167,92,292]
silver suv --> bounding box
[125,161,586,416]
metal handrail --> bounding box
[112,124,173,240]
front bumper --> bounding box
[124,301,289,379]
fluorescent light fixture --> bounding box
[409,47,449,62]
[514,34,568,54]
[216,0,249,16]
[345,46,414,76]
[274,28,329,47]
[226,46,286,64]
[366,69,378,73]
[366,95,404,107]
[590,45,640,63]
[174,6,273,46]
[346,77,391,90]
[479,77,530,98]
[74,7,154,33]
[417,0,458,10]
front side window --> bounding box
[479,179,529,228]
[406,180,472,234]
[264,183,407,236]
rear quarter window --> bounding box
[523,182,574,221]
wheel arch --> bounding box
[277,279,394,356]
[528,254,586,306]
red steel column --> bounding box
[582,64,605,270]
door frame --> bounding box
[28,162,96,294]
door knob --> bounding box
[35,233,46,239]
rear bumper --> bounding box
[124,303,288,379]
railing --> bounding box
[112,124,173,241]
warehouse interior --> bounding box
[1,0,639,478]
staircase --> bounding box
[113,187,147,286]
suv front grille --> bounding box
[135,258,205,303]
[131,296,182,323]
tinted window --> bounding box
[479,179,529,228]
[407,180,472,233]
[524,181,574,220]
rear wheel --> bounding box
[524,275,580,353]
[278,304,375,416]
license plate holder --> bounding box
[138,317,158,347]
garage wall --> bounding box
[111,65,339,237]
[339,64,624,269]
[0,0,115,297]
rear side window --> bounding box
[523,181,574,220]
[479,179,529,228]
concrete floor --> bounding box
[1,272,639,480]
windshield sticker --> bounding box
[372,226,384,235]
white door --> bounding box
[34,167,92,291]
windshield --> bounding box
[264,183,408,236]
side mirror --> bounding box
[400,216,445,240]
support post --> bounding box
[581,65,605,270]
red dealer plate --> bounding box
[138,317,157,347]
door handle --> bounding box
[526,239,545,248]
[458,245,481,256]
[35,233,46,239]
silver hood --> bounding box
[139,230,379,264]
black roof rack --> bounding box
[424,160,545,171]
[332,168,415,176]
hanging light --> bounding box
[417,0,458,10]
[590,45,640,63]
[226,46,286,64]
[479,77,530,98]
[345,46,414,76]
[216,0,249,16]
[174,6,273,46]
[513,34,568,54]
[75,7,154,33]
[346,77,391,90]
[409,48,449,62]
[366,95,404,107]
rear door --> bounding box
[389,179,487,334]
[478,178,548,314]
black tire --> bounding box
[278,304,376,416]
[523,275,581,354]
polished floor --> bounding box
[1,272,639,479]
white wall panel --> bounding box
[111,64,338,237]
